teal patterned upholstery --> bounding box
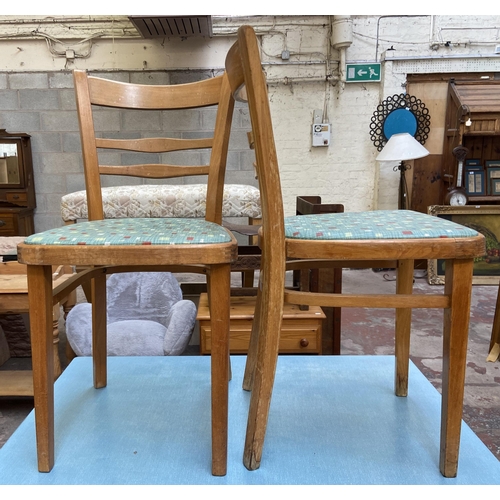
[285,210,479,240]
[24,218,232,246]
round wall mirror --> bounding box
[370,93,430,151]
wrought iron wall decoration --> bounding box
[369,93,431,151]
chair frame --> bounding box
[18,70,239,476]
[226,25,486,478]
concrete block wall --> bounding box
[0,70,257,233]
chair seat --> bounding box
[24,218,233,246]
[61,184,262,222]
[284,210,479,240]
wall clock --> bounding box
[369,93,431,151]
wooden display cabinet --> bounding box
[442,80,500,205]
[0,129,36,235]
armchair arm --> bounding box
[163,300,197,355]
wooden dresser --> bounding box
[197,293,325,355]
[0,130,36,236]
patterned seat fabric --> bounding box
[61,184,262,222]
[285,210,479,240]
[24,218,233,246]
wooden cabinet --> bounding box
[197,293,325,354]
[0,130,36,236]
[442,80,500,204]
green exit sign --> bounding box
[346,63,381,82]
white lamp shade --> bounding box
[376,132,430,162]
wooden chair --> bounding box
[17,70,238,476]
[225,25,486,478]
[294,196,344,354]
[487,283,500,362]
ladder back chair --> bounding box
[226,25,485,478]
[17,70,239,476]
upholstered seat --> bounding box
[61,184,261,222]
[284,210,478,240]
[25,218,233,246]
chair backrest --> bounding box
[225,26,286,272]
[73,69,235,225]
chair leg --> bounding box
[207,273,231,381]
[242,280,262,391]
[28,264,55,472]
[440,258,474,478]
[91,272,107,389]
[208,263,231,476]
[243,264,284,471]
[394,259,413,397]
[489,283,500,353]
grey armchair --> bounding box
[66,272,197,356]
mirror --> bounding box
[0,142,20,185]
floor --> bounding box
[2,355,499,485]
[1,267,500,465]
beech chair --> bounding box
[487,284,500,362]
[226,25,486,478]
[17,70,238,476]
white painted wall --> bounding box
[1,15,499,216]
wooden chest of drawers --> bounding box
[197,293,325,355]
[0,207,34,236]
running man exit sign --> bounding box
[346,63,381,82]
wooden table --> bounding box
[197,293,325,355]
[0,261,76,396]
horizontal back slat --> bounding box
[98,164,210,178]
[95,137,213,153]
[88,74,224,109]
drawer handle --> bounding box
[12,195,20,200]
[0,220,5,227]
[300,338,309,348]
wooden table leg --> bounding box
[440,258,474,478]
[28,264,55,472]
